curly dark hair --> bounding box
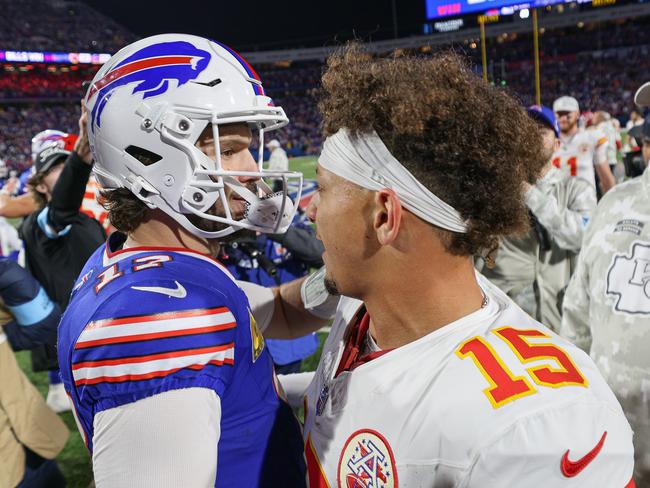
[99,188,150,233]
[319,45,546,256]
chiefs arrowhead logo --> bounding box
[561,431,607,477]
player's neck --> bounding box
[124,210,214,256]
[362,236,484,350]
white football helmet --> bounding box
[31,130,77,164]
[85,33,302,239]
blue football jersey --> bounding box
[58,233,306,487]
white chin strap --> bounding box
[319,128,468,233]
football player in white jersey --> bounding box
[296,47,635,488]
[552,96,616,195]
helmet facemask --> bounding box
[105,101,302,239]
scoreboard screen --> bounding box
[425,0,590,19]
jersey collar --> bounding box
[101,231,232,280]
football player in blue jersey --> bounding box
[57,34,327,487]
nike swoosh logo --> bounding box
[131,281,187,299]
[561,431,607,478]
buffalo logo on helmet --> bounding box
[337,429,398,488]
[87,41,211,130]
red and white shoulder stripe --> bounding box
[75,306,235,349]
[72,342,235,386]
[72,307,236,387]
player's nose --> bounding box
[306,192,319,224]
[235,150,260,184]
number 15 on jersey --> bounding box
[457,327,587,409]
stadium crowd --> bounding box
[1,4,650,487]
[0,0,135,53]
[0,104,78,172]
[0,66,99,100]
[0,16,648,170]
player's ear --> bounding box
[373,189,402,246]
[35,182,48,196]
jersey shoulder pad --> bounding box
[70,278,242,414]
[465,400,633,487]
[590,128,608,146]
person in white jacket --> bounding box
[266,139,289,192]
[479,105,596,332]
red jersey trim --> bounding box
[335,308,394,377]
[74,357,234,386]
[72,342,235,369]
[85,306,231,330]
[75,322,236,349]
[103,235,224,267]
[306,434,331,488]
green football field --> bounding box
[14,154,321,487]
[290,154,318,180]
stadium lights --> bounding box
[0,50,110,65]
[519,8,530,18]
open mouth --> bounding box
[228,197,248,219]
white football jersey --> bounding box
[552,128,608,189]
[303,274,634,488]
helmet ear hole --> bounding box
[125,145,163,166]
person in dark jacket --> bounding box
[0,258,61,351]
[0,257,68,488]
[19,104,106,412]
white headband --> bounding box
[319,128,468,233]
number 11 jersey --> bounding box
[552,128,608,190]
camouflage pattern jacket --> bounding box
[561,165,650,485]
[480,167,596,332]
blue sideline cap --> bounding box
[527,105,560,137]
